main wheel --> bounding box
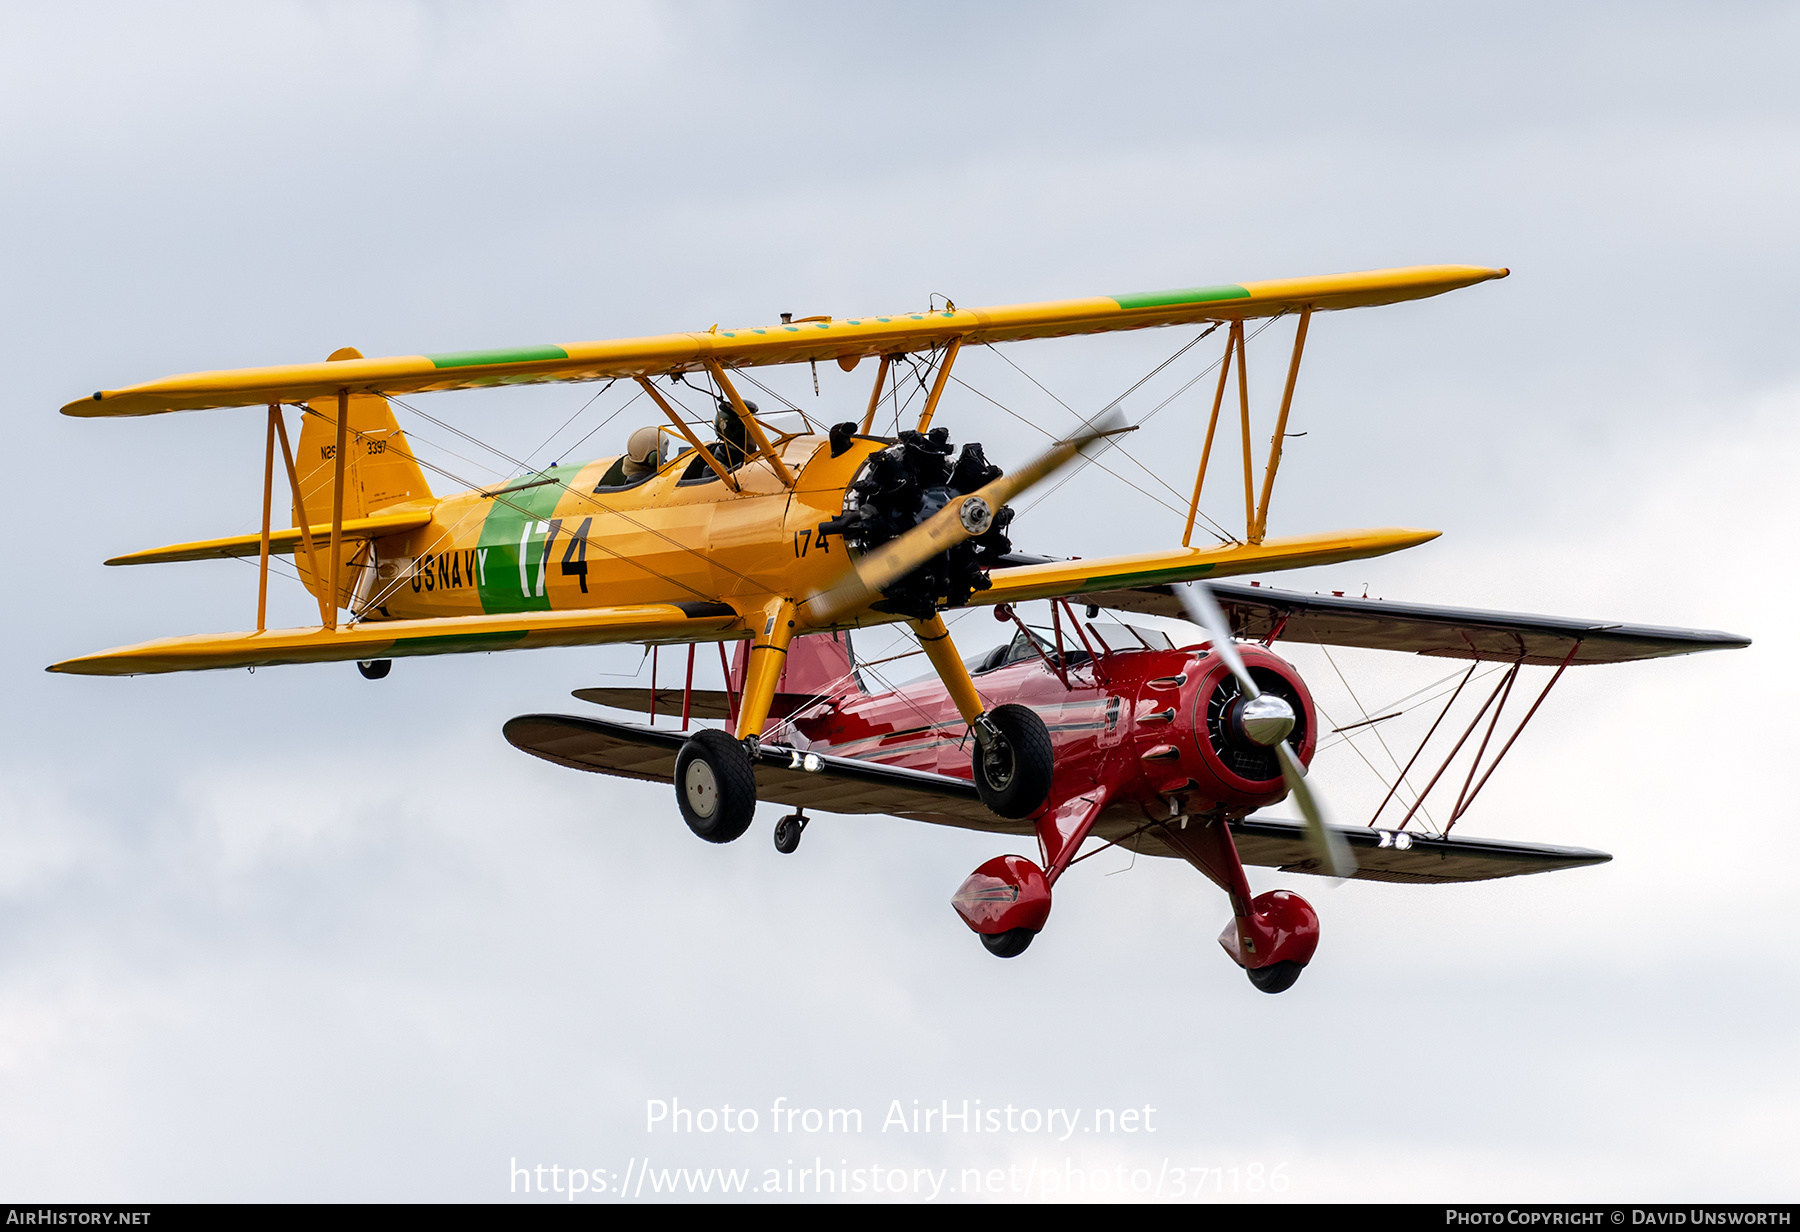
[980,928,1036,958]
[674,729,757,843]
[1246,960,1305,994]
[971,703,1053,819]
[357,659,391,680]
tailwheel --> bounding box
[772,812,808,854]
[357,659,391,680]
[971,703,1053,819]
[980,928,1036,959]
[674,729,757,843]
[1246,960,1305,994]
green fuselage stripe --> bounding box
[476,465,586,615]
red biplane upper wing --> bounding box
[1025,567,1752,666]
[504,713,1029,837]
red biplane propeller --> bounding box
[1176,580,1357,879]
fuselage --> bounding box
[361,431,884,623]
[778,637,1317,836]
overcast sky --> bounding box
[1,1,1795,1203]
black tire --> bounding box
[356,659,392,680]
[971,703,1053,819]
[1246,960,1305,994]
[773,814,805,854]
[674,729,757,843]
[980,928,1036,958]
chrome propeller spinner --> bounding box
[1236,692,1297,747]
[1175,581,1356,878]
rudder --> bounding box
[292,346,434,610]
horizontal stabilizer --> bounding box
[66,265,1507,417]
[1037,570,1753,665]
[48,602,741,677]
[106,506,434,566]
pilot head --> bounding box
[621,425,661,479]
[715,398,755,463]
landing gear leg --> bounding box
[909,614,1054,818]
[773,812,808,854]
[672,597,795,843]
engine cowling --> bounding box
[1142,643,1317,814]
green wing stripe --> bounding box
[426,345,570,369]
[1077,562,1218,589]
[1109,285,1250,311]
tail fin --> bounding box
[292,347,434,610]
[730,630,864,703]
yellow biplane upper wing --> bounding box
[47,602,741,677]
[65,265,1506,417]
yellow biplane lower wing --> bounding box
[48,602,742,677]
[971,528,1440,606]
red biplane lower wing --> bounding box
[1148,816,1610,883]
[503,713,1025,835]
[506,715,1609,882]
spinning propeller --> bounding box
[809,408,1131,622]
[1175,580,1357,879]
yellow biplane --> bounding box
[54,264,1518,884]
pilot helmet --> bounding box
[622,424,661,477]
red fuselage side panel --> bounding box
[787,642,1314,829]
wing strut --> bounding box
[705,360,795,488]
[859,354,892,434]
[634,377,740,491]
[257,406,275,631]
[1378,640,1582,833]
[1178,309,1315,547]
[327,388,349,630]
[1253,307,1310,544]
[1182,322,1237,547]
[915,337,963,432]
[272,404,332,628]
[1445,640,1581,831]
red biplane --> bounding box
[507,573,1746,992]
